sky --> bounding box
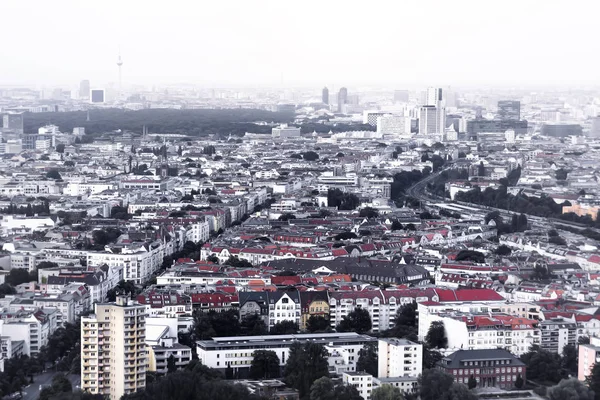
[2,0,599,88]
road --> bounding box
[14,373,80,400]
[406,163,600,237]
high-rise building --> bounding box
[81,296,146,400]
[79,80,90,100]
[418,105,445,135]
[393,90,409,103]
[591,116,600,137]
[90,89,105,103]
[2,112,24,134]
[337,87,348,112]
[497,100,521,121]
[322,87,329,104]
[378,338,423,378]
[425,87,443,106]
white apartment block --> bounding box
[184,220,210,243]
[378,338,422,378]
[87,242,164,284]
[343,372,373,400]
[196,333,377,375]
[268,292,301,329]
[419,312,540,356]
[81,297,146,400]
[377,115,411,137]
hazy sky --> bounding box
[3,0,598,88]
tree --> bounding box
[270,320,298,335]
[206,255,220,264]
[278,213,297,222]
[250,350,280,379]
[371,384,404,400]
[167,354,177,374]
[336,307,372,334]
[547,378,594,400]
[549,235,567,246]
[445,383,478,400]
[425,321,447,349]
[467,374,477,389]
[561,344,578,373]
[55,144,66,153]
[520,345,561,383]
[391,220,403,231]
[418,369,454,400]
[586,362,600,396]
[240,314,268,336]
[495,245,512,256]
[46,169,62,180]
[455,250,485,263]
[303,151,319,161]
[51,373,73,393]
[284,342,329,399]
[309,377,362,400]
[478,161,485,177]
[422,345,443,369]
[359,207,379,218]
[334,231,357,240]
[306,316,331,333]
[555,168,569,180]
[328,189,360,211]
[357,343,378,376]
[224,256,253,269]
[309,376,335,400]
[515,373,524,389]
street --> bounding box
[10,373,80,400]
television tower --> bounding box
[116,50,123,97]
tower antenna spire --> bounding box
[116,47,123,99]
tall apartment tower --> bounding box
[337,87,348,112]
[425,87,443,106]
[81,296,146,400]
[79,80,91,100]
[322,87,329,104]
[419,105,445,135]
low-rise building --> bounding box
[438,349,526,389]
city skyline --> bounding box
[2,0,600,87]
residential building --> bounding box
[438,349,526,389]
[81,296,146,400]
[378,338,422,378]
[272,124,301,139]
[578,335,600,381]
[540,318,577,354]
[342,372,373,400]
[196,332,377,375]
[299,291,329,330]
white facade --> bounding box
[269,292,301,329]
[87,243,164,284]
[419,106,445,135]
[343,372,373,400]
[272,124,301,138]
[377,115,411,137]
[196,333,377,373]
[378,338,422,378]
